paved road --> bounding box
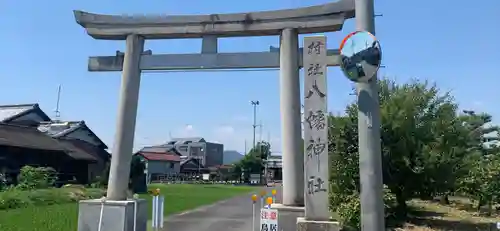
[162,187,277,231]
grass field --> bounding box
[0,184,256,231]
[396,197,500,231]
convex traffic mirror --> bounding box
[339,31,382,82]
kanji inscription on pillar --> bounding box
[303,36,329,221]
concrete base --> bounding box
[78,199,148,231]
[270,204,304,231]
[296,217,341,231]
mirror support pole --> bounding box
[355,0,385,230]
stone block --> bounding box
[78,199,148,231]
[296,217,341,231]
[270,203,304,231]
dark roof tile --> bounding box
[0,123,97,161]
[38,121,108,149]
[138,152,180,162]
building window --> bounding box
[191,147,201,156]
[178,146,188,152]
[169,162,174,169]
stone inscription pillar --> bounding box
[296,35,340,231]
[302,36,329,220]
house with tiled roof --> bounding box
[0,103,110,184]
[0,123,100,184]
[135,147,182,182]
[0,103,108,150]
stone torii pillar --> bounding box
[279,28,303,206]
[106,34,144,200]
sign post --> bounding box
[303,36,329,221]
[260,205,278,231]
[151,188,164,231]
[259,190,266,208]
[252,194,258,231]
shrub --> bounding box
[16,166,57,190]
[331,187,397,230]
[0,187,104,210]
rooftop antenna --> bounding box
[54,85,62,121]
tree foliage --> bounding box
[93,155,146,191]
[328,78,500,228]
[231,141,272,181]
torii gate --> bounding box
[74,0,385,230]
[75,0,353,204]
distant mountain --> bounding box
[223,150,244,164]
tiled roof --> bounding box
[138,152,181,162]
[0,104,49,123]
[38,121,108,149]
[215,164,233,169]
[59,138,110,161]
[55,140,99,161]
[180,157,204,167]
[165,137,206,145]
[38,121,82,137]
[138,146,182,156]
[0,123,65,151]
[0,123,97,161]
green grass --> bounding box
[0,184,256,231]
[0,203,79,231]
[142,184,255,216]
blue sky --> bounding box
[1,0,499,153]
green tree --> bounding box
[457,110,500,213]
[129,155,146,193]
[95,155,146,191]
[329,78,470,221]
[233,141,272,182]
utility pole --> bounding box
[259,120,263,143]
[251,100,260,149]
[355,0,385,230]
